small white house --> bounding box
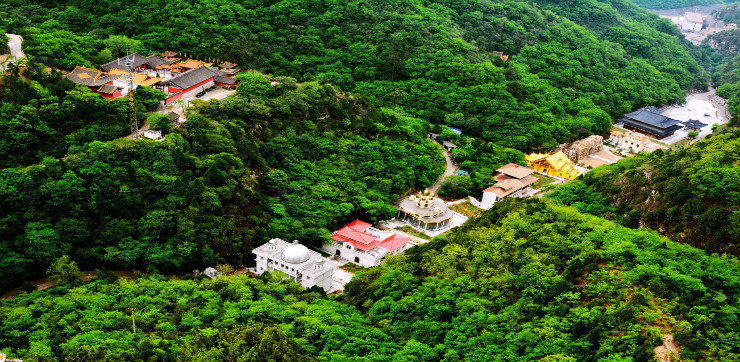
[143,129,162,140]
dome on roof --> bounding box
[282,242,310,264]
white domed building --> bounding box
[252,238,338,290]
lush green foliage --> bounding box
[4,199,740,361]
[550,130,740,256]
[0,62,165,168]
[0,76,442,292]
[1,0,707,151]
[712,2,740,24]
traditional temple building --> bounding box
[619,108,682,139]
[526,151,579,179]
[682,119,708,132]
[479,163,537,208]
[322,220,411,268]
[252,239,338,290]
[397,189,454,232]
[64,66,120,93]
[100,53,171,73]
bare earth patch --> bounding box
[654,334,680,362]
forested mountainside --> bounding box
[712,1,740,23]
[0,66,449,292]
[549,129,740,257]
[2,199,740,361]
[4,0,706,123]
[0,0,713,290]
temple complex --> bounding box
[252,239,338,290]
[397,189,454,232]
[526,151,579,179]
[322,220,411,268]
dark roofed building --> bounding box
[619,108,682,139]
[144,55,170,69]
[96,84,123,99]
[164,66,218,91]
[168,112,180,122]
[100,53,150,72]
[682,119,708,131]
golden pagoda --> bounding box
[525,151,579,179]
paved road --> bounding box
[429,142,457,193]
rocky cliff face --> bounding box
[557,135,604,161]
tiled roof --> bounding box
[214,76,237,84]
[496,163,534,179]
[685,12,703,23]
[165,66,217,90]
[621,109,682,136]
[380,234,410,252]
[168,112,180,122]
[682,119,708,128]
[144,55,169,68]
[177,59,204,69]
[97,84,121,95]
[64,66,119,86]
[100,53,149,72]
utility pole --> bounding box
[118,51,139,139]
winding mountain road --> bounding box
[429,142,457,194]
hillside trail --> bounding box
[429,142,457,194]
[0,34,26,72]
[1,270,138,300]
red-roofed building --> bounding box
[324,220,412,267]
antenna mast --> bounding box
[118,52,139,140]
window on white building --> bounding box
[346,244,351,249]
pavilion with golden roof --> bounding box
[525,151,579,179]
[396,189,454,231]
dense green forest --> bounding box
[0,61,453,292]
[1,0,706,132]
[3,199,740,361]
[0,63,166,168]
[549,129,740,256]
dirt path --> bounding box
[0,34,25,72]
[654,334,680,362]
[2,270,137,300]
[429,142,457,193]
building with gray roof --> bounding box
[619,108,682,139]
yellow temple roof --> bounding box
[526,151,577,176]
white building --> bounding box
[608,130,666,153]
[682,12,704,33]
[322,220,411,268]
[252,239,338,290]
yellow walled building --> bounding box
[525,151,579,179]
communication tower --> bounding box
[118,53,139,139]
